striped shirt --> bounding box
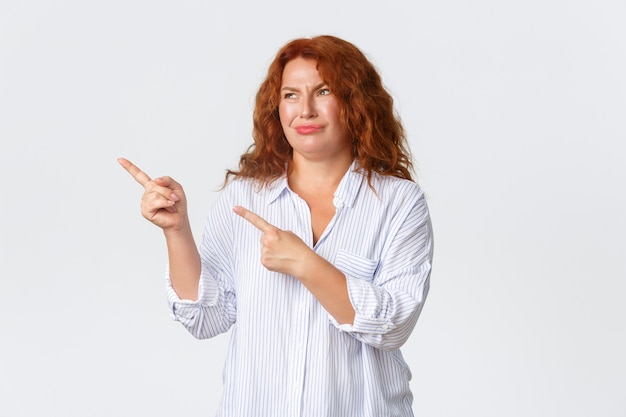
[166,161,434,417]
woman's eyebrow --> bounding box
[280,83,327,92]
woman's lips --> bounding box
[295,124,323,134]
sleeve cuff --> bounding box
[328,275,397,334]
[165,264,219,319]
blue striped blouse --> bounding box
[166,161,434,417]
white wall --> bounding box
[1,1,624,416]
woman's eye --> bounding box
[318,88,331,96]
[283,92,297,99]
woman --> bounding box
[119,35,433,417]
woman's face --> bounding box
[278,57,352,163]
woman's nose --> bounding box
[300,96,317,118]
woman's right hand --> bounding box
[118,157,189,232]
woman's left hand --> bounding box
[233,205,355,324]
[233,205,313,279]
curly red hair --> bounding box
[225,35,414,186]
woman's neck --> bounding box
[288,155,353,195]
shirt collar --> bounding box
[266,160,365,208]
[267,176,290,205]
[332,160,365,209]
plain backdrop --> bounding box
[1,1,625,416]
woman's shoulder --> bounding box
[369,171,425,198]
[217,176,286,205]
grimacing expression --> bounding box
[278,57,351,163]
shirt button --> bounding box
[382,324,389,330]
[333,197,344,208]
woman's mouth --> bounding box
[295,125,323,134]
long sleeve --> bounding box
[330,174,433,350]
[165,189,238,340]
[331,192,433,350]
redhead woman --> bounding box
[119,35,433,417]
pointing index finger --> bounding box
[233,206,275,233]
[118,157,152,187]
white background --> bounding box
[1,1,625,416]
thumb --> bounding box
[154,176,184,203]
[154,175,183,190]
